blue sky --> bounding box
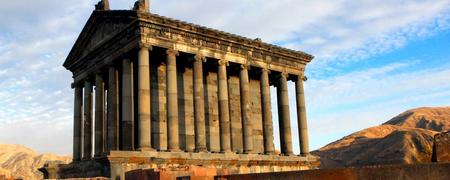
[0,0,450,155]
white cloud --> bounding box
[307,62,450,110]
[304,61,450,149]
[152,0,450,65]
[0,0,94,154]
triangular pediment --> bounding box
[63,10,137,69]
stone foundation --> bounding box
[44,151,318,179]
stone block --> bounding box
[228,76,243,153]
[249,79,263,153]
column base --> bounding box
[299,153,310,157]
[168,148,182,152]
[93,154,104,158]
[242,150,255,154]
[81,158,92,161]
[138,147,155,152]
[281,153,295,156]
[195,148,208,153]
[221,150,234,154]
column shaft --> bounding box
[107,67,119,151]
[73,86,83,161]
[240,65,253,153]
[193,55,207,152]
[122,59,134,150]
[138,46,152,150]
[296,75,309,155]
[83,81,93,159]
[218,60,231,153]
[277,73,293,155]
[260,69,275,154]
[166,49,180,151]
[94,74,105,157]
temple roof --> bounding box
[63,10,313,70]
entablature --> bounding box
[66,10,313,82]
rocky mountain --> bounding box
[0,144,71,180]
[313,107,450,168]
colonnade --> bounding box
[72,46,310,161]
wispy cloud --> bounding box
[0,0,94,154]
[304,61,450,149]
[152,0,450,65]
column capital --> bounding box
[280,72,289,79]
[298,74,308,81]
[166,49,179,56]
[218,59,229,66]
[84,77,94,84]
[240,64,250,70]
[95,70,104,76]
[71,82,83,89]
[274,72,289,86]
[240,60,252,70]
[194,54,207,62]
[261,68,271,74]
[105,62,113,67]
[139,43,152,50]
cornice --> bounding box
[136,12,314,63]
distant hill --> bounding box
[384,107,450,131]
[313,107,450,168]
[0,144,70,180]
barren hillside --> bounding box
[0,144,71,180]
[313,107,450,168]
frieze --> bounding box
[139,19,309,69]
[137,13,313,63]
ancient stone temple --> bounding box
[45,0,318,179]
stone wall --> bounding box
[150,61,167,151]
[205,71,221,152]
[217,163,450,180]
[149,62,266,153]
[228,76,243,153]
[178,65,195,151]
[249,79,264,154]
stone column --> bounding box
[122,59,134,150]
[193,54,207,152]
[166,49,180,152]
[277,73,293,155]
[83,80,93,159]
[218,59,231,153]
[296,74,309,156]
[260,68,275,154]
[240,64,253,153]
[137,46,153,151]
[73,85,83,161]
[94,73,105,157]
[107,66,119,151]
